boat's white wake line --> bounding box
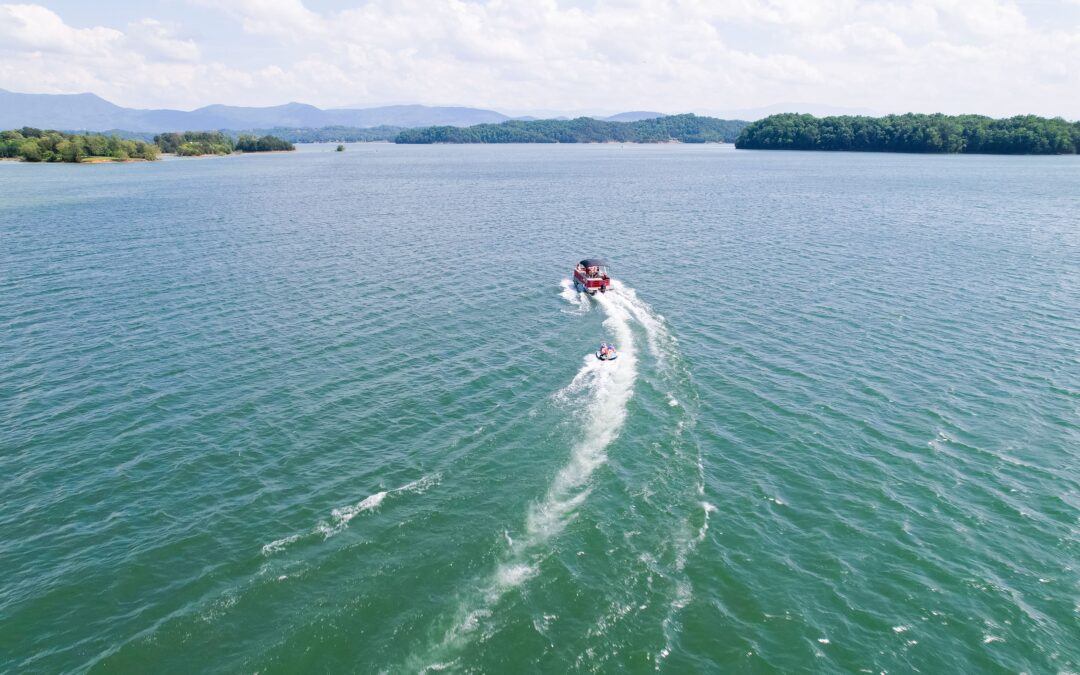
[595,284,710,669]
[412,281,708,671]
[611,287,706,669]
[414,285,639,666]
[512,289,637,574]
[558,278,590,314]
[261,473,441,555]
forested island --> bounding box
[1,128,159,162]
[395,114,748,144]
[154,131,294,155]
[736,113,1080,154]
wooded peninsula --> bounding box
[394,114,748,144]
[1,128,294,162]
[735,113,1080,154]
[153,131,294,155]
[1,128,159,162]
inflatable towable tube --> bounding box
[596,343,618,361]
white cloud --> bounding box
[0,0,1077,116]
[0,3,231,105]
[934,0,1028,37]
[189,0,325,37]
[0,4,123,55]
[125,19,200,62]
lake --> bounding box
[1,144,1078,673]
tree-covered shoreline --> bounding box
[246,126,403,143]
[7,113,1078,160]
[394,114,748,144]
[1,128,295,162]
[736,113,1080,154]
[1,128,159,162]
[153,131,294,156]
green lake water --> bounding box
[1,144,1077,673]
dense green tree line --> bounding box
[247,126,403,143]
[154,131,294,155]
[64,129,158,142]
[394,114,748,144]
[234,134,294,152]
[1,127,159,162]
[154,131,233,155]
[735,113,1080,154]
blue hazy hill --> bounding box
[0,89,512,132]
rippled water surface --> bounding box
[1,145,1078,673]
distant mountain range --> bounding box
[0,89,512,132]
[707,102,881,120]
[603,111,667,122]
[0,89,669,133]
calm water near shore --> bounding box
[1,144,1078,673]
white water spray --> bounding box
[502,289,638,584]
[422,283,639,660]
[558,278,590,314]
[261,473,441,555]
[414,280,705,670]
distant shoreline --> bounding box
[394,114,745,144]
[1,129,297,163]
[0,151,295,165]
[736,113,1080,155]
[0,156,150,164]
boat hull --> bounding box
[573,275,609,296]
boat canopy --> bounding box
[579,258,607,268]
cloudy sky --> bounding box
[1,0,1078,116]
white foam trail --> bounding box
[606,280,669,363]
[558,278,589,313]
[427,285,638,659]
[698,501,717,542]
[261,473,441,554]
[509,290,637,564]
[261,533,302,555]
[416,280,703,670]
[320,491,388,537]
[598,283,710,670]
[397,473,440,495]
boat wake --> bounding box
[405,283,639,666]
[411,278,705,668]
[261,473,441,556]
[558,277,591,314]
[603,282,707,667]
[500,286,639,585]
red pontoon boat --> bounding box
[573,259,611,296]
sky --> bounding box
[1,0,1079,117]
